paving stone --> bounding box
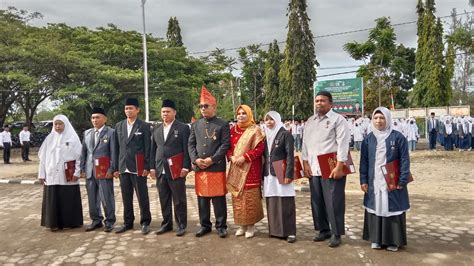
[97,254,113,260]
[80,258,97,264]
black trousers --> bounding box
[429,130,437,149]
[310,176,346,236]
[119,173,151,227]
[3,142,11,163]
[156,172,187,230]
[197,196,227,230]
[21,141,30,160]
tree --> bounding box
[0,7,220,127]
[391,45,416,108]
[201,48,239,120]
[166,17,183,47]
[344,17,414,112]
[238,44,266,119]
[0,7,42,127]
[16,26,76,127]
[263,40,282,112]
[279,0,317,119]
[446,9,473,107]
[412,0,453,107]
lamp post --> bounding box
[141,0,149,122]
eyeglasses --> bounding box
[198,104,210,109]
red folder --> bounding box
[168,153,184,180]
[271,156,305,184]
[272,159,287,184]
[293,156,304,180]
[381,160,414,191]
[317,152,355,179]
[94,156,110,179]
[135,153,145,176]
[64,160,76,182]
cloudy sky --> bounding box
[1,0,471,80]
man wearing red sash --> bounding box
[188,86,230,238]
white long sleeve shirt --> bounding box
[1,131,12,145]
[19,130,31,142]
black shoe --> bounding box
[26,159,32,161]
[328,235,341,248]
[141,225,151,235]
[313,231,332,242]
[155,226,172,235]
[217,228,227,238]
[195,227,211,237]
[85,222,103,232]
[176,228,186,237]
[103,226,114,233]
[115,225,133,234]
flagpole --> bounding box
[141,0,149,122]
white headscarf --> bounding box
[371,107,392,144]
[264,111,284,151]
[368,107,404,217]
[371,107,391,197]
[444,119,453,135]
[38,115,81,171]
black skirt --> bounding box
[363,210,407,246]
[266,197,296,237]
[41,185,83,229]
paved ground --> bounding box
[0,184,473,265]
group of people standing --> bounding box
[0,125,32,164]
[351,116,420,152]
[36,87,411,252]
[427,112,474,151]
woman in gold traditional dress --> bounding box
[227,105,265,238]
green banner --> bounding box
[314,78,364,115]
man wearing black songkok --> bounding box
[114,98,152,235]
[150,99,191,237]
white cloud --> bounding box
[2,0,470,77]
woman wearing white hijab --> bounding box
[359,107,410,252]
[406,118,419,152]
[263,111,297,243]
[443,118,454,151]
[38,114,83,231]
[353,121,364,151]
[459,117,470,151]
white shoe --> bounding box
[245,225,255,239]
[235,226,246,236]
[371,243,382,249]
[386,245,399,252]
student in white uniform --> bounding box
[405,118,419,152]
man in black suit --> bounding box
[427,112,439,150]
[113,98,152,235]
[150,99,191,237]
[188,86,230,238]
